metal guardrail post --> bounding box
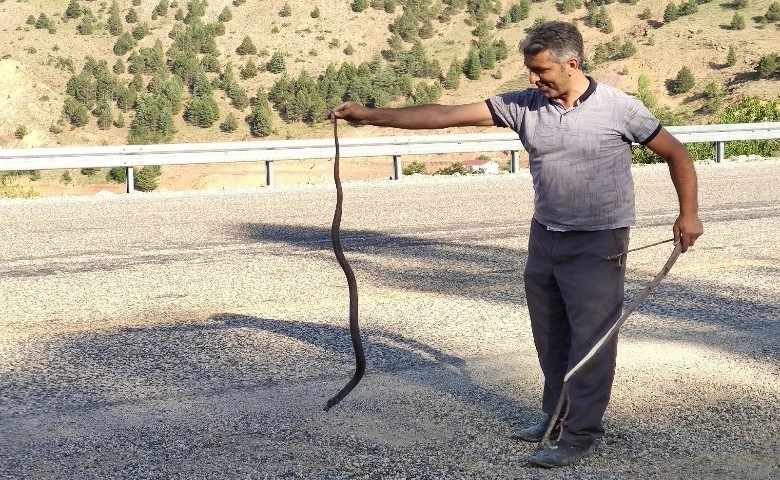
[265,160,274,186]
[393,155,402,180]
[715,141,724,163]
[125,167,134,194]
[510,150,518,173]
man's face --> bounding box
[524,49,572,100]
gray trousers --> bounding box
[524,219,629,447]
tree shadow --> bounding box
[2,312,535,428]
[729,70,761,87]
[237,222,527,303]
[238,221,780,362]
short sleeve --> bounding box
[486,90,536,132]
[622,97,661,145]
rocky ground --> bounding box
[1,160,778,479]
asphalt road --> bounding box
[1,160,778,479]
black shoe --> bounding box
[529,440,594,468]
[511,417,560,443]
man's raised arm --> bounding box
[328,101,496,130]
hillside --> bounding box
[0,0,779,195]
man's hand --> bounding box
[328,102,368,124]
[673,213,703,253]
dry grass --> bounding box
[1,0,779,195]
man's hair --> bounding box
[520,21,584,67]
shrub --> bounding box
[402,161,427,175]
[730,12,745,30]
[311,7,320,18]
[61,170,72,184]
[134,165,162,191]
[14,125,29,139]
[434,162,469,175]
[80,168,98,176]
[220,113,239,132]
[663,3,678,22]
[218,7,232,22]
[106,167,126,183]
[352,0,368,12]
[279,2,292,17]
[766,2,780,21]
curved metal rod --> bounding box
[541,242,683,446]
[324,118,366,412]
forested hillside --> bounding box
[1,0,779,150]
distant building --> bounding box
[462,159,501,174]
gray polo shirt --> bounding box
[486,79,661,231]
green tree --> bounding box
[107,2,122,35]
[442,59,462,90]
[279,2,292,16]
[726,46,737,67]
[311,7,321,18]
[218,6,232,22]
[352,0,368,12]
[153,0,170,16]
[113,32,135,56]
[638,7,651,20]
[220,113,239,132]
[184,95,220,127]
[756,53,779,79]
[636,74,657,109]
[113,58,125,74]
[236,36,258,55]
[670,66,695,94]
[663,3,679,22]
[126,7,139,23]
[678,0,698,16]
[62,96,90,127]
[463,48,482,80]
[702,82,724,114]
[766,2,780,21]
[267,51,286,73]
[128,95,176,144]
[65,0,82,19]
[134,166,162,191]
[247,91,274,137]
[240,59,258,79]
[730,12,745,30]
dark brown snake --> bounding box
[323,118,366,412]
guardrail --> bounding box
[1,122,779,193]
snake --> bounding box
[323,117,366,412]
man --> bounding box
[329,21,703,467]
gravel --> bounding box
[1,159,778,479]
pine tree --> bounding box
[219,7,232,22]
[726,46,737,67]
[756,53,778,79]
[442,59,462,90]
[670,66,695,94]
[65,0,82,19]
[107,2,122,35]
[464,49,482,80]
[766,2,780,21]
[247,92,274,137]
[267,52,286,74]
[220,113,239,132]
[126,8,138,23]
[730,12,745,30]
[663,3,679,23]
[236,36,258,55]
